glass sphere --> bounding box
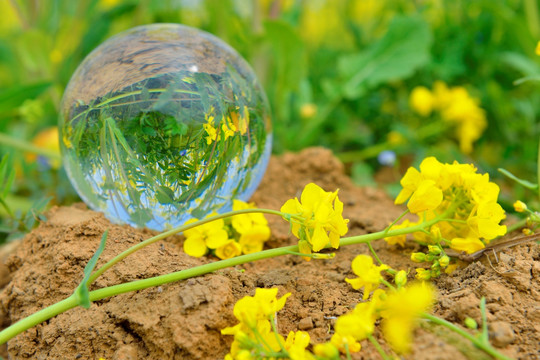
[59,24,272,231]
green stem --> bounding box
[0,212,442,344]
[422,313,513,360]
[0,133,62,162]
[367,241,384,266]
[87,208,285,285]
[0,294,78,345]
[368,334,391,360]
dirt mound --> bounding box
[0,147,538,359]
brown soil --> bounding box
[0,147,539,360]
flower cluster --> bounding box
[410,81,487,154]
[392,157,506,278]
[221,288,314,360]
[203,106,249,145]
[318,255,435,355]
[222,256,435,359]
[280,183,349,259]
[183,200,270,259]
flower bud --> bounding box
[522,228,533,235]
[425,254,436,262]
[411,252,426,262]
[394,270,408,287]
[513,200,527,213]
[415,268,431,280]
[439,255,450,267]
[312,252,336,260]
[464,317,478,329]
[428,245,442,255]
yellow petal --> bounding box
[183,236,207,257]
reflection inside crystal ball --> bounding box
[59,24,272,231]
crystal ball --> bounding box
[59,24,272,231]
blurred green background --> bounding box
[0,0,539,241]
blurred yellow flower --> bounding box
[300,103,317,119]
[334,302,376,344]
[313,342,340,358]
[380,282,435,353]
[387,130,406,145]
[410,86,435,116]
[285,331,313,360]
[25,127,61,169]
[412,81,487,154]
[536,41,540,56]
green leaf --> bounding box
[500,52,540,78]
[338,16,432,99]
[0,82,52,114]
[0,154,15,198]
[75,230,108,309]
[156,185,176,204]
[498,168,539,190]
[263,20,306,88]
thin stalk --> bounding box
[367,334,391,360]
[0,295,78,345]
[0,133,62,162]
[422,313,513,360]
[368,241,384,266]
[87,208,285,284]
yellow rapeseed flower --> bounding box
[231,288,291,326]
[395,156,507,253]
[281,183,349,253]
[450,237,485,254]
[183,215,228,257]
[215,240,242,260]
[407,179,443,213]
[380,282,435,353]
[536,41,540,56]
[334,302,376,344]
[467,202,507,240]
[345,255,389,299]
[285,331,313,360]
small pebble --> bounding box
[298,317,314,330]
[489,321,515,347]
